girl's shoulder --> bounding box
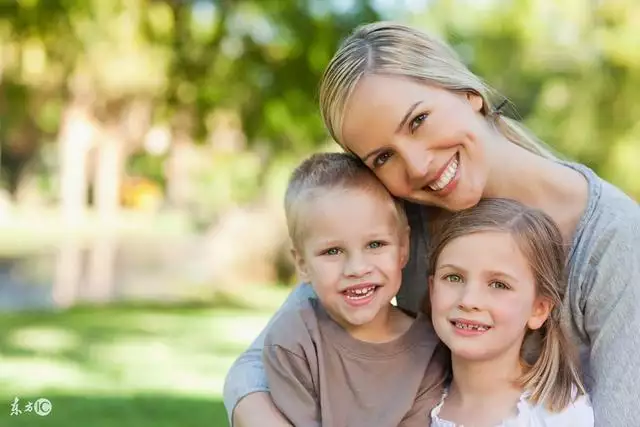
[430,387,594,427]
[523,392,594,426]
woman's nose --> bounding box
[400,143,433,185]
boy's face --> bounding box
[293,188,409,334]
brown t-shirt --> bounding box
[263,298,445,427]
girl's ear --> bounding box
[428,275,435,301]
[527,296,553,330]
[422,275,435,316]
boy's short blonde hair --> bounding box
[284,152,408,250]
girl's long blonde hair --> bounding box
[426,198,586,412]
[319,21,556,159]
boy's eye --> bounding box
[372,151,392,168]
[368,241,385,249]
[489,281,510,290]
[444,274,463,283]
[323,248,342,256]
[409,113,429,133]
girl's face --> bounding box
[429,231,551,362]
[341,74,494,212]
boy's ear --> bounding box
[399,225,411,267]
[291,248,310,282]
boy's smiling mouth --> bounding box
[341,283,381,306]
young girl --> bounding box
[426,198,594,426]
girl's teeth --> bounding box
[454,322,488,332]
[429,157,458,191]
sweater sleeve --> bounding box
[582,220,640,425]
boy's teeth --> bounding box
[344,286,376,300]
[454,321,489,332]
[429,157,458,191]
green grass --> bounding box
[0,289,289,426]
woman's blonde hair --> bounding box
[319,21,556,159]
[425,198,586,412]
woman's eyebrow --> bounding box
[395,101,422,133]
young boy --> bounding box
[262,152,445,427]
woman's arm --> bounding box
[583,221,640,426]
[232,393,292,427]
[223,282,316,426]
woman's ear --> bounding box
[466,92,484,113]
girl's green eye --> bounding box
[325,248,340,256]
[369,241,384,249]
[444,274,462,283]
[490,281,509,290]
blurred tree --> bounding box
[0,0,637,213]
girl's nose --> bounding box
[457,285,483,312]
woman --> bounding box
[224,22,639,426]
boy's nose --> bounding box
[344,254,373,277]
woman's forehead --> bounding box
[340,75,444,152]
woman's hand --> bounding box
[232,392,292,427]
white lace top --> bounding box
[430,388,594,427]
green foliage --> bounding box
[0,0,637,204]
[0,294,288,426]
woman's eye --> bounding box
[372,151,392,168]
[490,281,509,290]
[444,274,462,283]
[409,113,429,133]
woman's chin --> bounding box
[409,190,482,212]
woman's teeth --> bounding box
[344,286,376,300]
[429,156,458,191]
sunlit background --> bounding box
[0,0,638,425]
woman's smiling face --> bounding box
[341,74,494,211]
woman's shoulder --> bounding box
[566,161,639,258]
[564,160,638,226]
